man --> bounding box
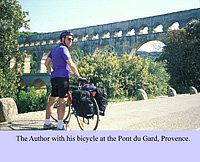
[44,31,80,130]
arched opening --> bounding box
[127,28,135,36]
[24,55,31,73]
[114,30,122,37]
[102,31,110,39]
[48,40,54,45]
[41,40,47,45]
[35,41,40,46]
[31,79,47,94]
[40,51,50,73]
[136,40,165,59]
[168,22,179,31]
[73,35,79,42]
[92,33,99,40]
[139,26,148,35]
[82,34,88,41]
[30,42,34,46]
[153,24,163,33]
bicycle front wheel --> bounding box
[76,97,99,131]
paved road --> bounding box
[99,93,200,130]
[0,93,200,130]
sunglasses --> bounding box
[67,37,74,42]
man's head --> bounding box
[60,31,74,47]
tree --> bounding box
[159,19,200,93]
[0,0,29,99]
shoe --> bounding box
[43,123,56,130]
[56,126,65,130]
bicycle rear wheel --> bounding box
[76,97,99,130]
[49,95,71,122]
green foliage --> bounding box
[120,54,170,97]
[147,60,170,96]
[70,47,85,62]
[78,46,170,99]
[0,0,29,99]
[16,87,47,113]
[78,48,123,98]
[159,19,200,93]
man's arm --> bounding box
[45,57,52,73]
[66,59,80,77]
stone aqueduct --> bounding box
[19,8,200,91]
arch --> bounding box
[137,40,165,52]
[48,39,54,45]
[35,41,40,46]
[41,40,47,45]
[24,55,31,73]
[102,31,110,39]
[73,35,79,42]
[139,26,149,35]
[40,50,50,73]
[31,78,47,93]
[92,33,99,40]
[18,9,200,61]
[153,24,164,33]
[114,30,122,37]
[135,40,165,59]
[82,34,88,41]
[30,42,35,46]
[126,28,135,36]
[168,21,180,31]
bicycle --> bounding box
[49,78,100,130]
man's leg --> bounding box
[44,96,58,129]
[57,98,67,129]
[56,77,69,130]
[45,96,59,119]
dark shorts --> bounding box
[50,77,69,98]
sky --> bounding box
[18,0,200,33]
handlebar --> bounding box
[77,77,87,83]
[69,77,96,92]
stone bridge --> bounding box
[18,8,200,90]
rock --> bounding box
[168,87,177,97]
[137,89,148,100]
[0,98,18,122]
[189,86,198,94]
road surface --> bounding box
[0,93,200,130]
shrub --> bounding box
[77,48,170,99]
[78,50,124,98]
[16,87,47,113]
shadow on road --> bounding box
[0,120,44,130]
